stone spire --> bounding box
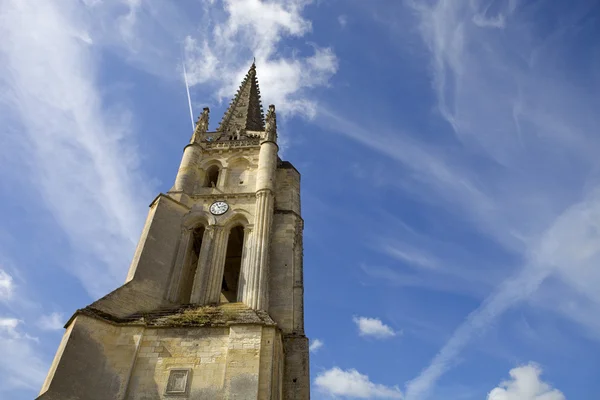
[217,62,265,136]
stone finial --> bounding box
[264,104,277,141]
[198,107,210,132]
[191,107,210,143]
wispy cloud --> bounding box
[0,269,14,301]
[313,1,600,397]
[353,316,397,339]
[38,312,64,331]
[404,265,550,399]
[315,367,403,399]
[361,215,504,299]
[487,363,565,400]
[79,0,339,132]
[315,107,514,251]
[309,338,324,353]
[0,317,47,392]
[397,0,600,397]
[0,1,151,296]
[379,244,439,271]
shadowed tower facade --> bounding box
[38,64,310,400]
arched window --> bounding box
[205,165,220,188]
[221,225,244,303]
[179,226,205,303]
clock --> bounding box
[209,201,229,215]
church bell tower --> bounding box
[38,64,310,400]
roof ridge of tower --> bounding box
[217,62,265,133]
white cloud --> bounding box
[0,0,151,296]
[403,187,600,399]
[0,317,47,391]
[353,316,397,339]
[0,269,14,300]
[69,1,338,120]
[183,36,220,86]
[184,0,338,118]
[0,317,19,333]
[338,15,348,28]
[309,338,324,353]
[404,267,548,399]
[218,0,312,57]
[315,367,403,399]
[38,312,64,331]
[487,363,565,400]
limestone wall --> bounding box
[269,213,298,332]
[38,315,143,400]
[90,195,189,318]
[269,164,303,334]
[40,141,310,399]
[39,315,284,400]
[274,164,301,215]
[126,326,229,399]
[282,335,310,400]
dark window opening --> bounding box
[179,226,204,303]
[205,165,220,188]
[221,225,244,303]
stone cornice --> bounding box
[149,193,190,210]
[190,192,257,201]
[202,138,261,150]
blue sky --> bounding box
[1,0,599,399]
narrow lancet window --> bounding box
[179,226,204,303]
[221,225,244,303]
[205,165,220,188]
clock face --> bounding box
[210,201,229,215]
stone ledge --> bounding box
[78,302,277,328]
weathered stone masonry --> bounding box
[39,63,310,400]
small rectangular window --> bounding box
[166,369,191,395]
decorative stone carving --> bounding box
[204,138,260,149]
[265,104,277,141]
[191,107,210,143]
[198,107,209,132]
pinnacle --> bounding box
[217,62,265,135]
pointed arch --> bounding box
[169,210,216,304]
[219,209,251,230]
[214,210,251,304]
[205,165,220,188]
[224,154,253,167]
[198,159,224,189]
[221,224,245,303]
[182,210,216,229]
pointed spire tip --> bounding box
[217,59,265,133]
